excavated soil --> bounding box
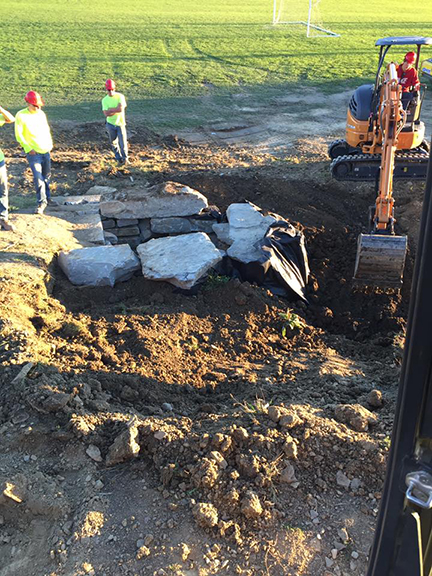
[0,124,426,576]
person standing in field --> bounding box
[102,79,129,164]
[15,91,53,215]
[0,105,16,231]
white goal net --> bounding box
[272,0,340,38]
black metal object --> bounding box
[330,153,429,181]
[366,139,432,575]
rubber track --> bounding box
[330,152,429,181]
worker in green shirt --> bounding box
[15,91,53,215]
[102,79,129,164]
[0,105,15,231]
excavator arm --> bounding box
[353,63,408,287]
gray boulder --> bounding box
[100,181,208,219]
[136,232,223,289]
[59,245,140,287]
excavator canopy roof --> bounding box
[376,36,432,46]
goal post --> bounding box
[272,0,340,38]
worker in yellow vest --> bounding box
[15,91,53,215]
[0,105,15,231]
[102,79,129,164]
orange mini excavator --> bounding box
[330,37,432,182]
[353,61,408,286]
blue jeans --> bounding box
[26,152,51,206]
[0,163,8,220]
[106,123,128,162]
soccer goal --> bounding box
[272,0,340,38]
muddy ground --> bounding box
[0,95,427,576]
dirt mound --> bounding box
[0,135,424,575]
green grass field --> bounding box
[1,0,431,128]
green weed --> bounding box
[279,309,305,336]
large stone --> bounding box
[136,232,223,289]
[138,219,152,241]
[117,218,139,227]
[59,244,141,287]
[227,202,273,228]
[86,185,117,196]
[151,217,193,235]
[99,181,208,219]
[213,203,277,264]
[50,194,102,207]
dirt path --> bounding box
[0,104,427,575]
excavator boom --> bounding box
[353,63,408,286]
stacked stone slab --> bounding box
[213,202,278,263]
[100,181,211,248]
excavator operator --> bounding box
[397,51,420,109]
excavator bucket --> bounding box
[353,233,407,287]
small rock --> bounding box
[144,534,154,546]
[280,463,297,484]
[331,548,338,559]
[350,478,362,491]
[279,413,302,429]
[240,490,263,519]
[162,403,173,412]
[94,480,104,490]
[192,502,218,528]
[11,411,29,425]
[232,427,249,443]
[154,430,167,440]
[351,551,359,559]
[338,527,349,543]
[106,424,140,466]
[334,403,377,432]
[136,539,145,548]
[325,557,334,568]
[136,545,151,559]
[367,389,383,408]
[268,406,282,423]
[283,436,298,459]
[336,471,351,489]
[180,542,191,561]
[86,445,102,463]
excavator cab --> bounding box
[330,37,432,182]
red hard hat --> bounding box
[105,79,116,90]
[405,51,416,64]
[25,91,44,107]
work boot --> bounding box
[0,219,15,232]
[35,202,47,215]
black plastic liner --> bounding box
[228,221,310,302]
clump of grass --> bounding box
[60,319,90,339]
[204,273,231,290]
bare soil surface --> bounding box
[0,92,427,576]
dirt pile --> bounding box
[0,133,425,575]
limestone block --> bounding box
[99,181,208,219]
[138,219,152,241]
[116,218,139,227]
[227,202,275,228]
[136,232,223,289]
[104,231,118,245]
[59,245,141,287]
[151,217,193,235]
[111,226,140,237]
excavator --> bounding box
[353,61,408,286]
[329,37,432,182]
